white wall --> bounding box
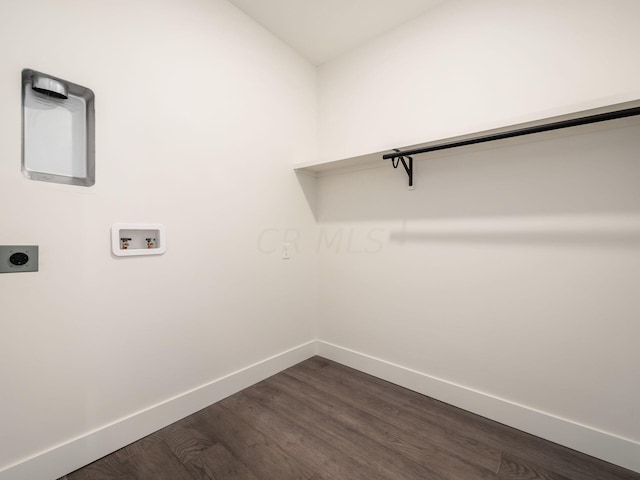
[318,0,640,162]
[0,0,317,476]
[316,0,640,472]
[3,0,640,476]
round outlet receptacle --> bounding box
[9,252,29,266]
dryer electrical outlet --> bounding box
[0,246,39,273]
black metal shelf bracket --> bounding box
[383,105,640,188]
[391,149,413,188]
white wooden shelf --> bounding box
[294,98,640,181]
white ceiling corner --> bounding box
[227,0,445,64]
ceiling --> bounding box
[227,0,445,65]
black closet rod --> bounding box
[383,105,640,160]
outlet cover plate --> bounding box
[0,245,39,273]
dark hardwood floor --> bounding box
[59,356,640,480]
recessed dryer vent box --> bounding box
[22,68,95,187]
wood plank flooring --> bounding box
[59,356,640,480]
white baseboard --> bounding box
[316,340,640,474]
[0,341,318,480]
[4,339,639,478]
